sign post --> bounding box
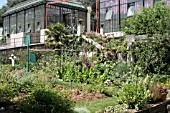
[26,35,30,72]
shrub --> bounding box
[104,104,128,113]
[18,89,74,113]
[0,75,18,101]
[131,36,170,75]
[117,77,148,110]
[124,2,170,36]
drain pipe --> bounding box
[45,0,69,28]
[96,0,99,33]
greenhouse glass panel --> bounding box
[18,26,22,33]
[35,5,44,19]
[36,22,41,32]
[127,3,135,17]
[10,14,16,34]
[99,0,168,32]
[48,5,62,25]
[100,2,105,8]
[114,0,119,5]
[167,0,170,6]
[35,5,44,31]
[135,1,143,14]
[113,4,119,14]
[120,4,127,14]
[25,8,35,33]
[3,16,10,35]
[144,0,153,8]
[17,11,24,33]
[26,24,31,33]
[105,8,112,20]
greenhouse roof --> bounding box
[3,0,86,16]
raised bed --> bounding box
[128,99,170,113]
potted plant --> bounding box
[160,86,168,102]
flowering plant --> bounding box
[159,86,168,101]
[159,86,168,94]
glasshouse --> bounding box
[2,0,87,35]
[99,0,170,33]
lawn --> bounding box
[75,97,117,113]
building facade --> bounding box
[0,0,87,49]
[3,0,87,36]
[100,0,170,33]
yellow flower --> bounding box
[58,41,63,45]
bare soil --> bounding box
[70,89,107,103]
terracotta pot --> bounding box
[161,93,167,102]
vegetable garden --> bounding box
[0,2,170,113]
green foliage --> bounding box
[0,64,13,76]
[0,73,43,101]
[45,23,70,47]
[117,77,148,110]
[124,2,170,36]
[104,104,128,113]
[131,36,170,75]
[78,84,117,96]
[0,56,10,64]
[0,36,6,44]
[106,61,131,85]
[0,76,17,100]
[18,89,74,113]
[29,50,132,86]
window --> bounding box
[4,30,7,35]
[3,28,7,35]
[127,3,135,17]
[105,8,112,20]
[11,29,15,34]
[27,24,31,33]
[36,22,41,32]
[18,26,22,33]
[155,0,161,4]
[0,28,3,36]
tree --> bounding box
[124,2,170,36]
[126,2,170,75]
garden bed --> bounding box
[128,99,170,113]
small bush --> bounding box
[117,77,148,110]
[18,89,74,113]
[132,36,170,75]
[0,76,17,101]
[104,104,128,113]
